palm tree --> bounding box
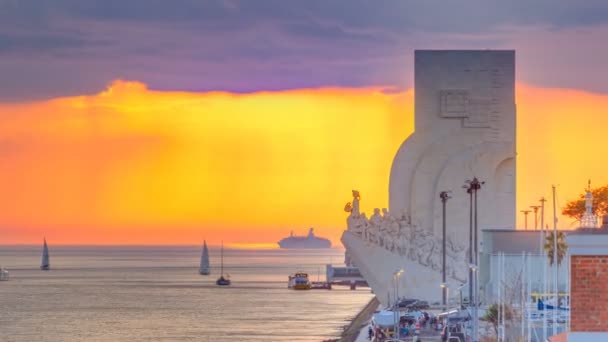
[544,231,568,266]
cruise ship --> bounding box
[278,228,331,249]
[341,50,517,306]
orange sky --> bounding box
[0,81,606,245]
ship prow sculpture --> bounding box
[342,190,469,305]
[342,50,517,306]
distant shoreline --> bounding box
[0,244,346,249]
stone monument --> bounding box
[390,50,516,240]
[342,50,517,305]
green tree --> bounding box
[482,303,513,337]
[562,185,608,221]
[544,231,568,266]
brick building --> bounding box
[549,226,608,341]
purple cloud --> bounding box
[1,0,608,101]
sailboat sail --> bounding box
[199,241,210,275]
[40,238,50,270]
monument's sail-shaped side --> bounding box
[342,50,516,306]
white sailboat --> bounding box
[199,240,210,275]
[0,266,8,281]
[216,241,230,286]
[40,238,50,271]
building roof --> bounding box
[549,332,608,342]
[481,229,569,254]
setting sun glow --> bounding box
[1,81,606,245]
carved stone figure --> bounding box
[351,190,360,216]
[370,208,382,227]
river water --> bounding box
[0,246,373,341]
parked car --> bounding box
[412,301,430,310]
[398,298,418,308]
[441,323,465,342]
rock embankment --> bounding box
[338,297,380,342]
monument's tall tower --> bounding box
[390,50,516,240]
[342,50,517,305]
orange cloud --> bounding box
[0,81,605,245]
[516,84,608,229]
[0,81,412,244]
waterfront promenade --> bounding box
[353,322,443,342]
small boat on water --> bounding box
[288,272,311,290]
[216,275,230,286]
[0,267,9,281]
[40,238,50,271]
[310,281,331,290]
[216,242,231,286]
[199,240,210,275]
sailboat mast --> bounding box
[539,197,546,253]
[552,185,558,336]
[221,241,224,276]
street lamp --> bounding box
[462,182,473,303]
[469,263,479,342]
[520,210,531,230]
[440,190,451,313]
[440,282,451,339]
[530,205,541,230]
[457,283,466,309]
[393,269,404,341]
[463,177,483,342]
[471,178,483,267]
[464,177,484,305]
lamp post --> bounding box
[393,269,404,341]
[520,210,531,230]
[469,263,479,342]
[440,282,450,339]
[552,185,558,337]
[539,197,546,254]
[463,183,473,304]
[464,177,484,306]
[471,178,483,270]
[457,283,465,309]
[440,190,451,314]
[530,205,541,230]
[539,197,547,342]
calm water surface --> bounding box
[0,246,373,341]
